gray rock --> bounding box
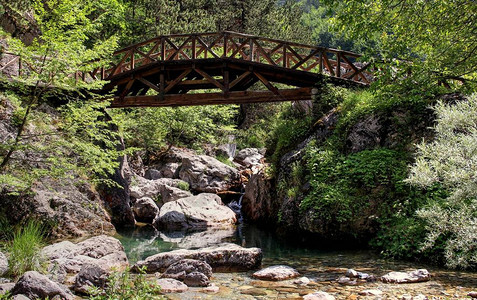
[156,278,188,293]
[179,155,240,193]
[252,265,300,281]
[43,235,128,284]
[11,295,31,300]
[381,269,431,284]
[293,276,310,286]
[345,269,358,278]
[0,282,15,295]
[11,271,73,300]
[0,252,8,277]
[242,171,276,223]
[234,148,265,167]
[133,243,262,273]
[468,291,477,298]
[184,271,209,287]
[337,276,357,285]
[41,241,80,260]
[413,295,428,300]
[130,176,192,206]
[132,197,159,223]
[154,193,236,230]
[162,259,212,280]
[303,291,336,300]
[74,263,109,294]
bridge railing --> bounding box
[80,31,371,85]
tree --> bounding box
[407,93,477,268]
[0,0,125,193]
[321,0,477,93]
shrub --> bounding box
[176,181,190,191]
[88,267,164,300]
[406,93,477,269]
[4,220,45,278]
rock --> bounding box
[252,265,300,281]
[413,295,428,300]
[346,269,358,278]
[468,291,477,298]
[0,283,15,295]
[11,271,73,300]
[133,243,262,273]
[132,197,159,223]
[359,289,383,296]
[11,295,31,300]
[179,155,240,193]
[241,288,267,296]
[74,263,108,294]
[336,276,357,285]
[294,276,310,286]
[159,227,235,249]
[380,269,431,284]
[234,148,265,167]
[162,259,213,280]
[401,295,413,300]
[184,271,210,287]
[130,176,192,206]
[153,193,237,230]
[0,252,8,277]
[144,168,162,180]
[156,278,188,293]
[203,283,220,293]
[303,291,336,300]
[242,171,277,223]
[43,235,128,284]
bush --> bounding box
[4,220,45,278]
[176,181,190,191]
[406,93,477,269]
[88,267,164,300]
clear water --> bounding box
[116,224,477,299]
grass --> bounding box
[3,220,46,278]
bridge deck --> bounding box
[1,31,371,107]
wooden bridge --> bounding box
[1,31,371,107]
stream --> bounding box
[116,224,477,299]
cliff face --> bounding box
[241,101,435,243]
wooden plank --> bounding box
[253,71,279,95]
[164,68,192,93]
[194,67,225,91]
[229,71,251,89]
[111,88,312,107]
[138,77,161,93]
[291,48,321,70]
[253,40,277,66]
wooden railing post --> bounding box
[223,32,228,58]
[192,35,196,59]
[336,52,341,78]
[249,38,254,61]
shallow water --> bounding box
[116,224,477,299]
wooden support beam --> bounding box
[111,88,312,107]
[193,67,225,91]
[164,68,192,93]
[253,71,279,95]
[138,77,161,93]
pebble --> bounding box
[469,291,477,298]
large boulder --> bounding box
[153,193,236,230]
[179,155,240,193]
[234,148,265,167]
[242,171,277,223]
[74,263,108,294]
[132,197,159,223]
[133,243,262,273]
[130,176,192,206]
[252,265,300,281]
[42,235,128,284]
[380,269,431,284]
[11,271,73,300]
[162,259,212,281]
[184,271,209,287]
[0,252,8,277]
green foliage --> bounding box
[406,93,477,269]
[3,220,45,278]
[322,0,477,93]
[88,267,164,300]
[176,181,190,191]
[215,154,235,168]
[302,147,412,224]
[115,105,238,157]
[0,94,124,194]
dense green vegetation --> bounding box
[0,0,476,270]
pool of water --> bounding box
[116,224,477,299]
